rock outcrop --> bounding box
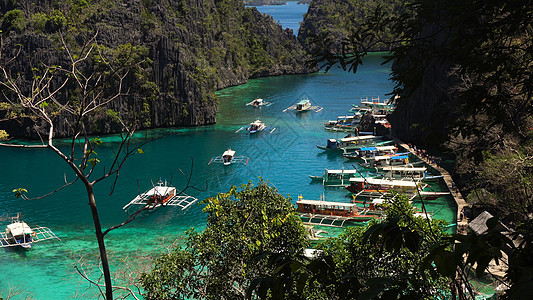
[0,0,315,138]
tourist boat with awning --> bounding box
[309,168,369,186]
[208,148,249,166]
[235,119,276,134]
[296,197,380,227]
[122,179,198,210]
[343,145,398,160]
[380,166,444,182]
[0,213,60,250]
[246,98,271,107]
[345,177,427,195]
[283,99,323,112]
[358,154,422,170]
[316,135,384,151]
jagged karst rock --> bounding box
[0,0,315,138]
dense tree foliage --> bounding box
[302,0,532,297]
[0,0,311,137]
[298,0,405,54]
[249,195,451,299]
[140,180,309,299]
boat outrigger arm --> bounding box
[122,192,198,210]
[0,226,61,248]
[282,103,323,112]
[208,156,249,165]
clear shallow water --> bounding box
[250,1,309,35]
[0,54,456,298]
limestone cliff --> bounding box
[0,0,314,138]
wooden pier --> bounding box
[395,139,469,234]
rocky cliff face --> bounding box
[0,0,315,138]
[298,0,404,54]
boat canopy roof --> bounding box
[250,119,263,125]
[376,145,397,151]
[297,99,310,105]
[297,199,357,207]
[360,147,378,151]
[147,185,176,196]
[7,222,32,236]
[340,135,378,142]
[222,149,235,156]
[349,177,420,187]
[383,166,426,172]
[326,169,360,174]
[390,155,409,160]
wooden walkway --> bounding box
[395,139,469,234]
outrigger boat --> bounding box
[0,213,60,250]
[208,148,249,166]
[345,177,427,195]
[122,179,198,210]
[246,98,271,107]
[296,196,380,227]
[358,154,423,170]
[309,169,368,186]
[283,99,323,112]
[235,119,276,134]
[316,135,384,151]
[343,145,399,160]
[379,166,444,182]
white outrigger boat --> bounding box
[283,99,323,112]
[345,177,427,195]
[296,196,380,227]
[316,135,386,151]
[380,166,444,182]
[122,179,198,210]
[208,148,249,166]
[0,213,60,250]
[358,154,423,170]
[309,168,369,186]
[246,98,271,107]
[235,119,276,134]
[343,145,399,160]
[324,115,361,132]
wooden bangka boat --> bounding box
[345,177,427,195]
[316,135,384,151]
[309,168,369,186]
[246,98,271,107]
[380,166,444,182]
[283,99,323,112]
[343,145,398,160]
[235,119,276,134]
[122,179,198,210]
[208,148,249,166]
[0,214,60,250]
[296,197,380,227]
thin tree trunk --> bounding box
[86,184,113,299]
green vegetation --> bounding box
[1,9,25,33]
[140,180,309,299]
[303,0,533,297]
[299,0,405,53]
[0,0,310,137]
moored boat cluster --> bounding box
[299,96,450,230]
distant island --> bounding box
[244,0,287,5]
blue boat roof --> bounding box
[360,147,377,151]
[391,155,409,160]
[297,99,310,105]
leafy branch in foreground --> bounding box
[0,32,157,299]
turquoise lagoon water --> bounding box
[0,54,457,298]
